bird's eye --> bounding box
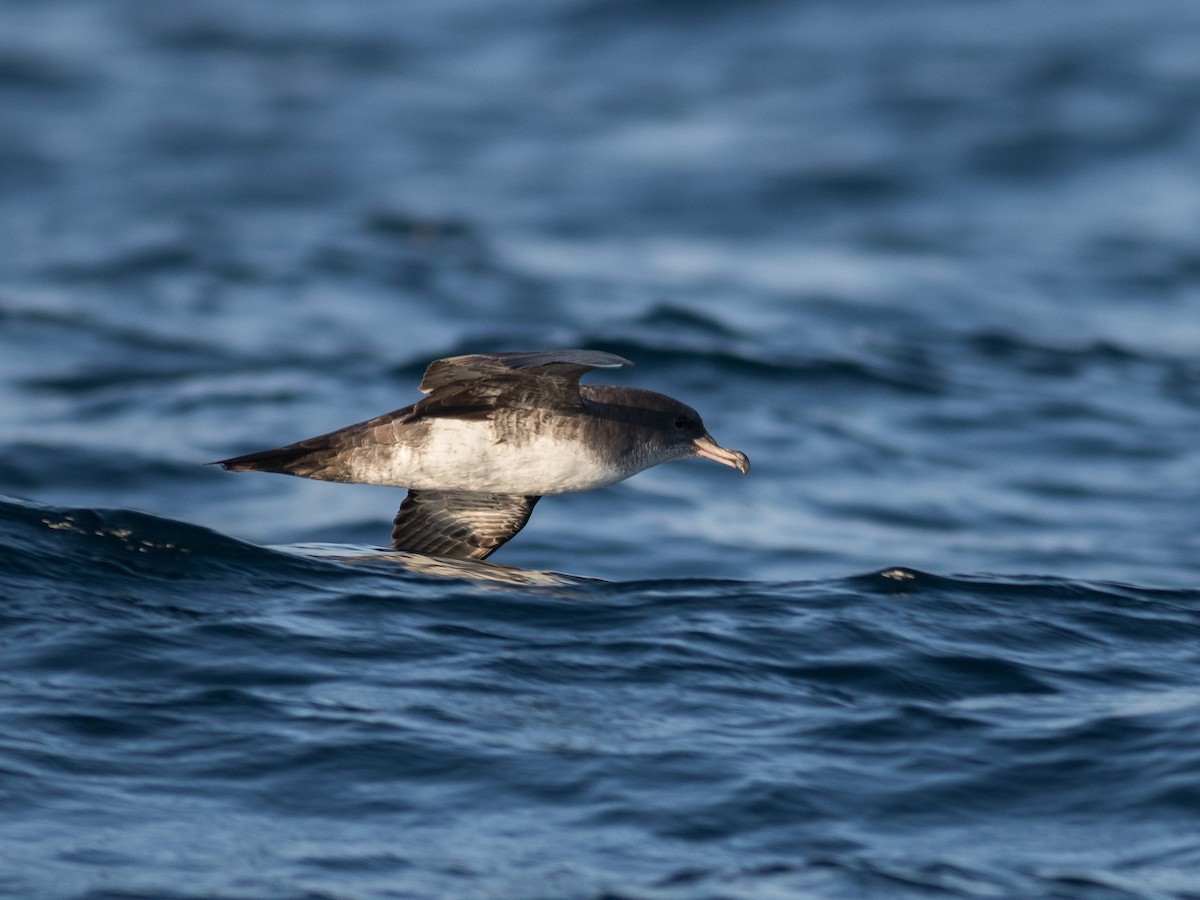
[673,416,689,429]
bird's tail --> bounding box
[214,443,328,477]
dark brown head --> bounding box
[580,385,750,475]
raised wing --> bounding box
[390,490,541,560]
[418,349,632,394]
[408,349,632,420]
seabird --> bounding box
[216,349,749,560]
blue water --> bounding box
[3,1,1200,897]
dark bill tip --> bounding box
[693,434,750,474]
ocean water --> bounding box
[2,1,1200,897]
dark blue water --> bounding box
[3,1,1200,897]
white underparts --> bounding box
[346,418,633,494]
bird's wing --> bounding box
[409,349,632,420]
[390,490,541,560]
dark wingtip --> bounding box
[498,349,634,370]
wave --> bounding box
[0,495,307,590]
[0,496,598,601]
[5,494,1195,606]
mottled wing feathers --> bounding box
[390,490,541,560]
[418,350,632,395]
[409,349,632,421]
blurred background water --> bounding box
[2,1,1200,897]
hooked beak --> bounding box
[693,434,750,474]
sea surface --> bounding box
[2,1,1200,898]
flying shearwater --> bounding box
[216,349,749,560]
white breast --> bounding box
[347,417,630,495]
